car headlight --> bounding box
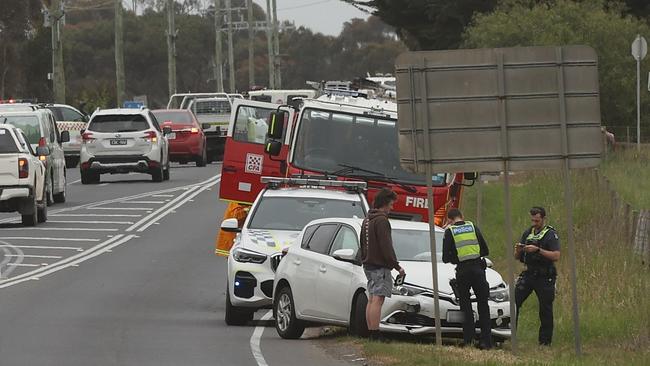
[392,284,425,297]
[232,247,267,264]
[489,285,509,302]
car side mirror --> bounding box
[83,115,89,122]
[464,172,478,181]
[332,248,356,262]
[220,218,241,233]
[60,130,70,143]
[264,139,282,156]
[266,110,288,139]
[484,257,493,268]
[36,146,51,156]
[163,126,172,135]
[201,123,211,130]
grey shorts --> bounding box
[364,266,393,298]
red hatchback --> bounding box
[152,109,208,166]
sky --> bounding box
[252,0,369,36]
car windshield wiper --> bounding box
[332,164,418,193]
[117,129,138,132]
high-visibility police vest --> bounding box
[526,225,553,243]
[450,221,481,262]
[524,225,555,267]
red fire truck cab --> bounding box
[219,95,473,225]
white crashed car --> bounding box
[221,180,368,325]
[273,218,511,341]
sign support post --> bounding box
[632,34,647,151]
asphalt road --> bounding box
[0,164,350,366]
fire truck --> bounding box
[219,93,475,225]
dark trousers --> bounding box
[456,262,492,346]
[515,271,556,345]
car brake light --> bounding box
[190,127,199,134]
[38,137,47,147]
[143,131,157,143]
[18,158,28,178]
[82,132,95,143]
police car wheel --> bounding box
[349,292,369,337]
[225,288,253,326]
[274,285,305,339]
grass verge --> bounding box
[347,166,649,365]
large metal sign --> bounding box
[395,46,602,173]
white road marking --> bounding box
[151,194,174,198]
[51,214,142,218]
[68,179,82,185]
[250,310,273,366]
[7,263,38,267]
[0,245,83,251]
[88,207,154,211]
[0,235,128,287]
[5,254,62,259]
[0,238,97,243]
[46,220,134,225]
[14,227,119,232]
[98,183,109,187]
[119,201,165,204]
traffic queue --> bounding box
[210,89,566,349]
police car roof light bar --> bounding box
[260,176,367,191]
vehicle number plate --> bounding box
[110,139,128,146]
[446,310,467,323]
[167,133,176,140]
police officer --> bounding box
[442,208,492,349]
[514,206,561,346]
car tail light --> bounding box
[190,127,199,134]
[82,132,95,143]
[143,131,157,143]
[148,160,160,168]
[80,161,90,170]
[38,137,47,147]
[18,158,28,178]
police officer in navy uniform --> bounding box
[514,206,561,346]
[443,208,492,349]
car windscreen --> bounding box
[248,196,365,231]
[0,129,19,153]
[1,115,41,144]
[152,111,195,125]
[88,114,149,132]
[392,229,444,262]
[193,100,231,114]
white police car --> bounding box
[221,177,369,325]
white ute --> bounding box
[0,123,47,225]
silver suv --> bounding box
[80,108,171,184]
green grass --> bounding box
[600,147,650,209]
[352,166,650,365]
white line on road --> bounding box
[7,263,38,267]
[0,235,127,287]
[98,183,109,187]
[0,238,97,243]
[5,254,62,259]
[0,244,84,252]
[87,207,154,211]
[46,220,134,225]
[68,179,82,185]
[250,310,273,366]
[151,194,174,198]
[51,214,142,218]
[119,201,166,204]
[12,227,119,232]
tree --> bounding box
[341,0,498,50]
[463,0,650,132]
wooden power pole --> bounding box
[247,0,255,88]
[271,0,281,89]
[225,0,235,93]
[214,0,224,93]
[114,0,126,107]
[50,0,66,103]
[265,0,274,89]
[166,0,177,97]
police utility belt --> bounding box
[524,265,557,278]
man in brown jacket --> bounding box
[360,188,405,341]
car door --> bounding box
[219,99,295,205]
[292,223,338,318]
[316,225,359,322]
[45,112,66,191]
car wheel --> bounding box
[37,192,47,223]
[21,194,38,226]
[225,288,254,326]
[151,164,164,182]
[65,156,79,168]
[349,291,369,337]
[274,285,305,339]
[81,170,99,184]
[196,148,207,167]
[53,174,66,203]
[163,163,170,181]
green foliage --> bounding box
[463,0,650,132]
[601,146,650,209]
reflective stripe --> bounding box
[450,221,481,262]
[526,226,552,242]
